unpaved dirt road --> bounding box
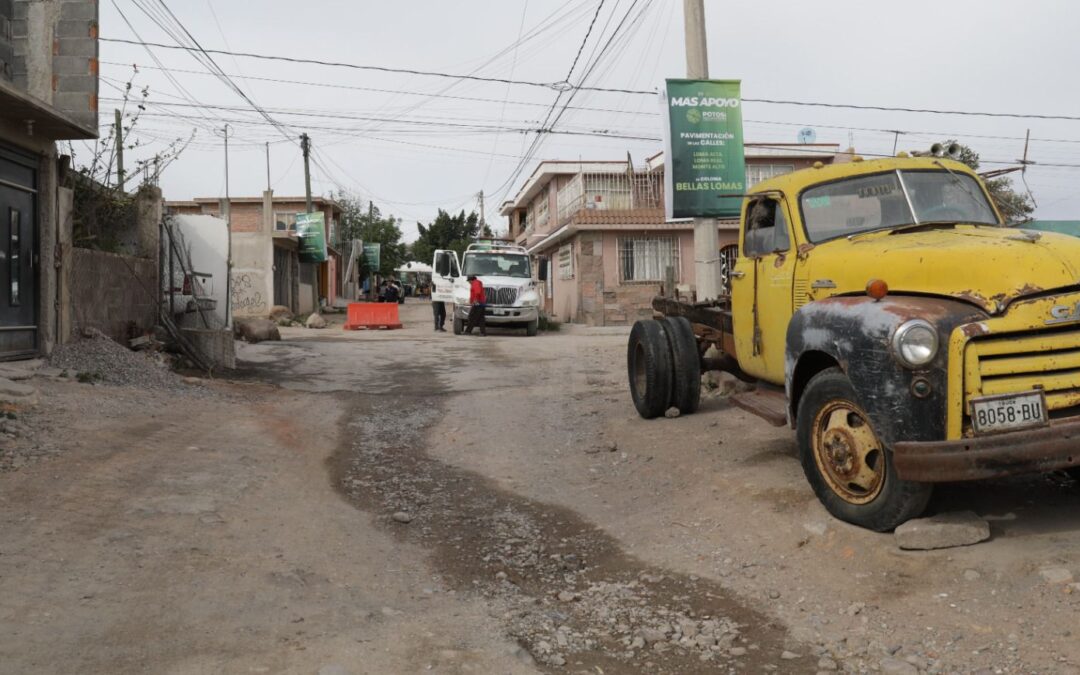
[2,299,1079,674]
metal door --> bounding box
[0,145,37,358]
[273,245,290,308]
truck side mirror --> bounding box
[436,253,450,277]
[537,259,548,282]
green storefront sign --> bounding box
[362,242,381,270]
[663,79,746,219]
[296,212,328,263]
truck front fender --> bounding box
[785,295,986,446]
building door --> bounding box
[0,145,37,358]
[273,245,290,308]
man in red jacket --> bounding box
[464,275,487,336]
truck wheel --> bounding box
[796,368,931,531]
[526,317,539,337]
[627,320,673,419]
[662,316,701,415]
[453,316,464,335]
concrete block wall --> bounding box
[9,0,98,129]
[69,249,157,342]
[0,0,14,82]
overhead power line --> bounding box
[100,36,656,96]
[103,36,1080,123]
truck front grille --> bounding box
[484,286,518,306]
[964,326,1080,412]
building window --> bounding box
[274,212,297,232]
[527,186,549,231]
[558,242,574,280]
[618,236,680,283]
[745,164,795,187]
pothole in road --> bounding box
[330,389,817,674]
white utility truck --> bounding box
[432,241,543,336]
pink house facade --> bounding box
[500,144,848,325]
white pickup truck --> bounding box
[432,242,543,336]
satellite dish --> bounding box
[797,127,817,144]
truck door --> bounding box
[731,196,798,383]
[431,249,460,303]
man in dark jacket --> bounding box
[431,282,446,332]
[464,275,486,336]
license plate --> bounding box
[970,390,1048,435]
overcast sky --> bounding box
[95,0,1080,242]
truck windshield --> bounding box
[462,253,531,278]
[800,170,1000,243]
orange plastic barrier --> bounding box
[343,302,403,330]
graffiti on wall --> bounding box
[231,271,267,315]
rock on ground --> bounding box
[234,319,281,343]
[306,313,328,329]
[894,511,991,550]
[1038,567,1074,584]
[269,305,293,322]
[0,377,38,404]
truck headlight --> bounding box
[892,320,938,368]
[519,290,539,307]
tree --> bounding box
[410,209,485,264]
[335,193,406,277]
[939,140,1034,223]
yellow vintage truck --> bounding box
[629,154,1080,530]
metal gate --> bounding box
[0,144,37,358]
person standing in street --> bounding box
[464,275,487,336]
[432,281,446,332]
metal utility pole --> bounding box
[301,133,313,214]
[683,0,722,302]
[223,124,233,328]
[367,200,375,300]
[114,109,125,192]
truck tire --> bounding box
[627,320,673,419]
[453,315,464,335]
[662,316,701,415]
[796,367,932,531]
[526,317,539,337]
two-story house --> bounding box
[500,143,847,326]
[1,0,99,358]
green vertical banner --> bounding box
[296,212,328,263]
[362,243,381,270]
[663,79,746,220]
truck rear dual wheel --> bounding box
[796,368,932,531]
[627,318,701,419]
[662,316,701,415]
[628,320,673,419]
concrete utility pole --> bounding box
[114,109,125,193]
[301,133,313,214]
[223,124,233,328]
[684,0,722,302]
[265,141,271,192]
[478,190,486,235]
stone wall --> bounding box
[576,232,604,326]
